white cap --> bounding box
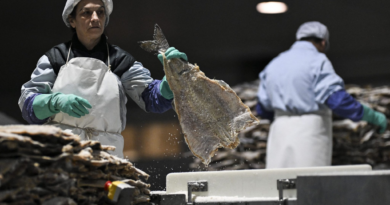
[62,0,114,28]
[296,21,329,46]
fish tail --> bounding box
[138,24,170,55]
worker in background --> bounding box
[18,0,187,157]
[257,21,387,169]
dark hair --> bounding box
[68,5,78,33]
[299,36,324,44]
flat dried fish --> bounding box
[0,125,79,145]
[0,159,22,176]
[41,197,76,205]
[134,195,150,204]
[122,179,151,189]
[0,125,63,137]
[0,188,23,202]
[139,25,260,165]
[0,132,65,157]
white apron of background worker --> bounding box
[256,21,387,169]
[50,44,124,157]
[266,109,333,168]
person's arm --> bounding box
[313,59,344,104]
[256,71,274,121]
[326,90,387,133]
[325,89,363,121]
[19,55,57,124]
[315,59,387,133]
[141,78,173,113]
[19,55,92,123]
[121,47,188,113]
[121,62,172,113]
[256,101,274,121]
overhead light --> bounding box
[257,2,288,14]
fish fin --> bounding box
[138,40,160,55]
[138,24,170,55]
[153,24,170,52]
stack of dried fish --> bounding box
[190,81,390,171]
[0,125,150,205]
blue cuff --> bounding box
[22,94,49,124]
[326,89,364,121]
[256,102,274,121]
[142,80,173,113]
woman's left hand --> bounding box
[158,47,188,65]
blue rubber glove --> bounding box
[361,105,388,134]
[33,93,92,120]
[158,47,188,65]
[160,76,173,100]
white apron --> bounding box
[266,109,333,169]
[50,44,124,157]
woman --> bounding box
[18,0,188,157]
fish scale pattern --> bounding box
[166,59,259,165]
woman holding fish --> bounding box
[257,22,387,169]
[18,0,187,157]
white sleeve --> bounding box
[257,70,273,111]
[314,59,344,104]
[18,55,57,110]
[120,61,154,111]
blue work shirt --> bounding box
[257,41,344,114]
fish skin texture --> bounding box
[164,56,260,165]
[140,25,260,165]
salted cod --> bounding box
[139,25,260,165]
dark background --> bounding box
[1,0,390,189]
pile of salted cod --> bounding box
[0,125,150,205]
[139,25,260,165]
[190,80,390,171]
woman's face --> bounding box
[69,0,106,41]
